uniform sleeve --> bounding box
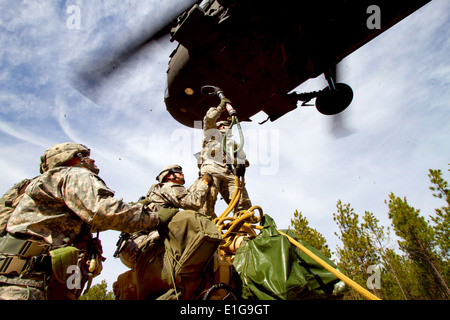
[155,183,204,210]
[203,104,225,130]
[178,181,209,210]
[62,170,159,233]
[160,182,208,211]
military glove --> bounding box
[138,198,151,206]
[156,208,179,229]
[220,97,238,116]
[235,164,246,177]
[202,173,213,185]
[219,97,231,109]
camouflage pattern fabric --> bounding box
[116,180,209,273]
[145,181,209,212]
[114,174,211,299]
[201,104,247,168]
[1,166,159,300]
[196,104,252,217]
[7,166,159,246]
[194,164,252,218]
[0,281,45,300]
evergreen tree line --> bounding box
[290,167,450,300]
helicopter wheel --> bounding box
[202,283,238,300]
[315,83,353,115]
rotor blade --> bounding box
[330,111,354,139]
[329,63,355,139]
[72,29,170,102]
[71,0,199,103]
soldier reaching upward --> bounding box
[196,97,252,217]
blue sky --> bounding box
[1,0,449,290]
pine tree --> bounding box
[428,167,450,293]
[428,168,450,259]
[333,201,380,299]
[386,193,450,299]
[79,279,115,300]
[382,249,427,300]
[362,211,408,299]
[290,210,331,258]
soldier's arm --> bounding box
[62,170,160,233]
[178,180,209,210]
[204,103,226,130]
[158,182,203,211]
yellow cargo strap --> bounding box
[215,176,262,249]
[277,230,381,300]
[215,176,243,224]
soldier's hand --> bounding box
[156,208,179,229]
[235,164,246,177]
[138,198,151,206]
[202,173,213,185]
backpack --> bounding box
[0,178,34,237]
[134,210,223,300]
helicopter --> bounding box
[75,0,431,128]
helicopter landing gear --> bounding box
[315,69,353,115]
[315,82,353,115]
[288,70,354,116]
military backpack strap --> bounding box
[0,177,36,237]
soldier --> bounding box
[145,164,212,212]
[114,164,211,269]
[113,165,214,300]
[0,142,176,300]
[197,97,252,218]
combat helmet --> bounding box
[156,164,183,183]
[40,142,92,173]
[216,120,230,134]
[216,120,229,128]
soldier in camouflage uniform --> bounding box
[0,142,176,300]
[113,165,212,299]
[145,164,212,212]
[195,97,252,218]
[115,164,211,267]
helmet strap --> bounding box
[76,153,100,174]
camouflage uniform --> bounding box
[196,103,252,217]
[115,165,209,268]
[146,181,209,212]
[0,143,163,300]
[114,165,211,299]
[6,167,158,241]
